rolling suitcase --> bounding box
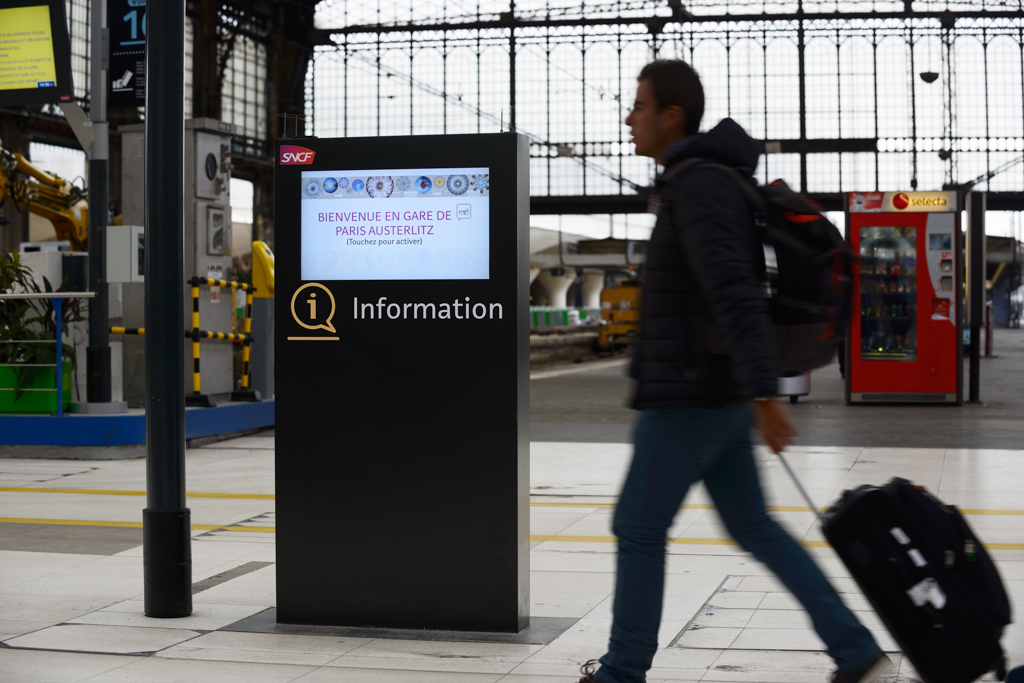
[776,453,1012,683]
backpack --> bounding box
[659,159,853,376]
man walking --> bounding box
[579,60,889,683]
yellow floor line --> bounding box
[0,517,270,534]
[2,517,1021,550]
[3,487,1023,517]
[0,487,274,500]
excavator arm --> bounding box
[0,137,89,251]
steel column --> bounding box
[967,191,986,404]
[143,0,192,618]
[86,0,111,403]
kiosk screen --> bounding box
[301,167,490,281]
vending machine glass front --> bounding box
[858,226,918,362]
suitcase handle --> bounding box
[776,451,827,525]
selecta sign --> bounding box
[849,191,957,213]
[280,146,316,165]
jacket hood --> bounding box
[664,118,761,177]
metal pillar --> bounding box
[966,191,986,404]
[86,0,111,403]
[143,0,192,618]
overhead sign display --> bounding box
[849,191,958,213]
[300,167,490,281]
[108,0,146,108]
[0,0,74,106]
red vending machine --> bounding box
[845,191,962,404]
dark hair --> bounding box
[638,60,704,136]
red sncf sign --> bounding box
[280,145,316,165]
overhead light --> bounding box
[920,72,939,83]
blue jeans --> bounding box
[595,405,882,683]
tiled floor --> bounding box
[2,432,1023,681]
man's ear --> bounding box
[661,104,687,137]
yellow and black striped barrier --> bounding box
[188,330,250,342]
[187,277,259,405]
[189,276,255,292]
[110,277,260,407]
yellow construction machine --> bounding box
[0,137,89,250]
[597,279,642,350]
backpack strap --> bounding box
[660,158,768,213]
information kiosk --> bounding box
[845,191,963,404]
[274,134,531,632]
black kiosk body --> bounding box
[275,134,531,632]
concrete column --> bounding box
[536,269,575,307]
[582,272,604,308]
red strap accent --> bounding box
[783,212,821,224]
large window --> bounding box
[221,35,267,141]
[310,0,1024,205]
[66,0,90,101]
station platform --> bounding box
[1,331,1022,682]
[0,400,275,459]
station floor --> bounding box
[2,330,1024,682]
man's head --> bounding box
[625,60,704,164]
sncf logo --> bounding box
[280,145,316,165]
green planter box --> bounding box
[0,362,72,414]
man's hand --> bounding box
[753,399,798,454]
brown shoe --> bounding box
[578,659,599,682]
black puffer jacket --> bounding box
[630,118,780,409]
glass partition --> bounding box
[859,226,918,361]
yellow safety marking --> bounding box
[0,516,1020,550]
[2,488,1023,518]
[528,534,1023,550]
[0,487,275,499]
[959,509,1024,516]
[0,517,274,533]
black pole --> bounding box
[797,17,807,194]
[967,191,986,404]
[143,0,192,617]
[86,160,110,402]
[86,0,110,403]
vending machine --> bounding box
[845,191,962,404]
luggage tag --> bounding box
[906,577,947,610]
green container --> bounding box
[0,362,72,414]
